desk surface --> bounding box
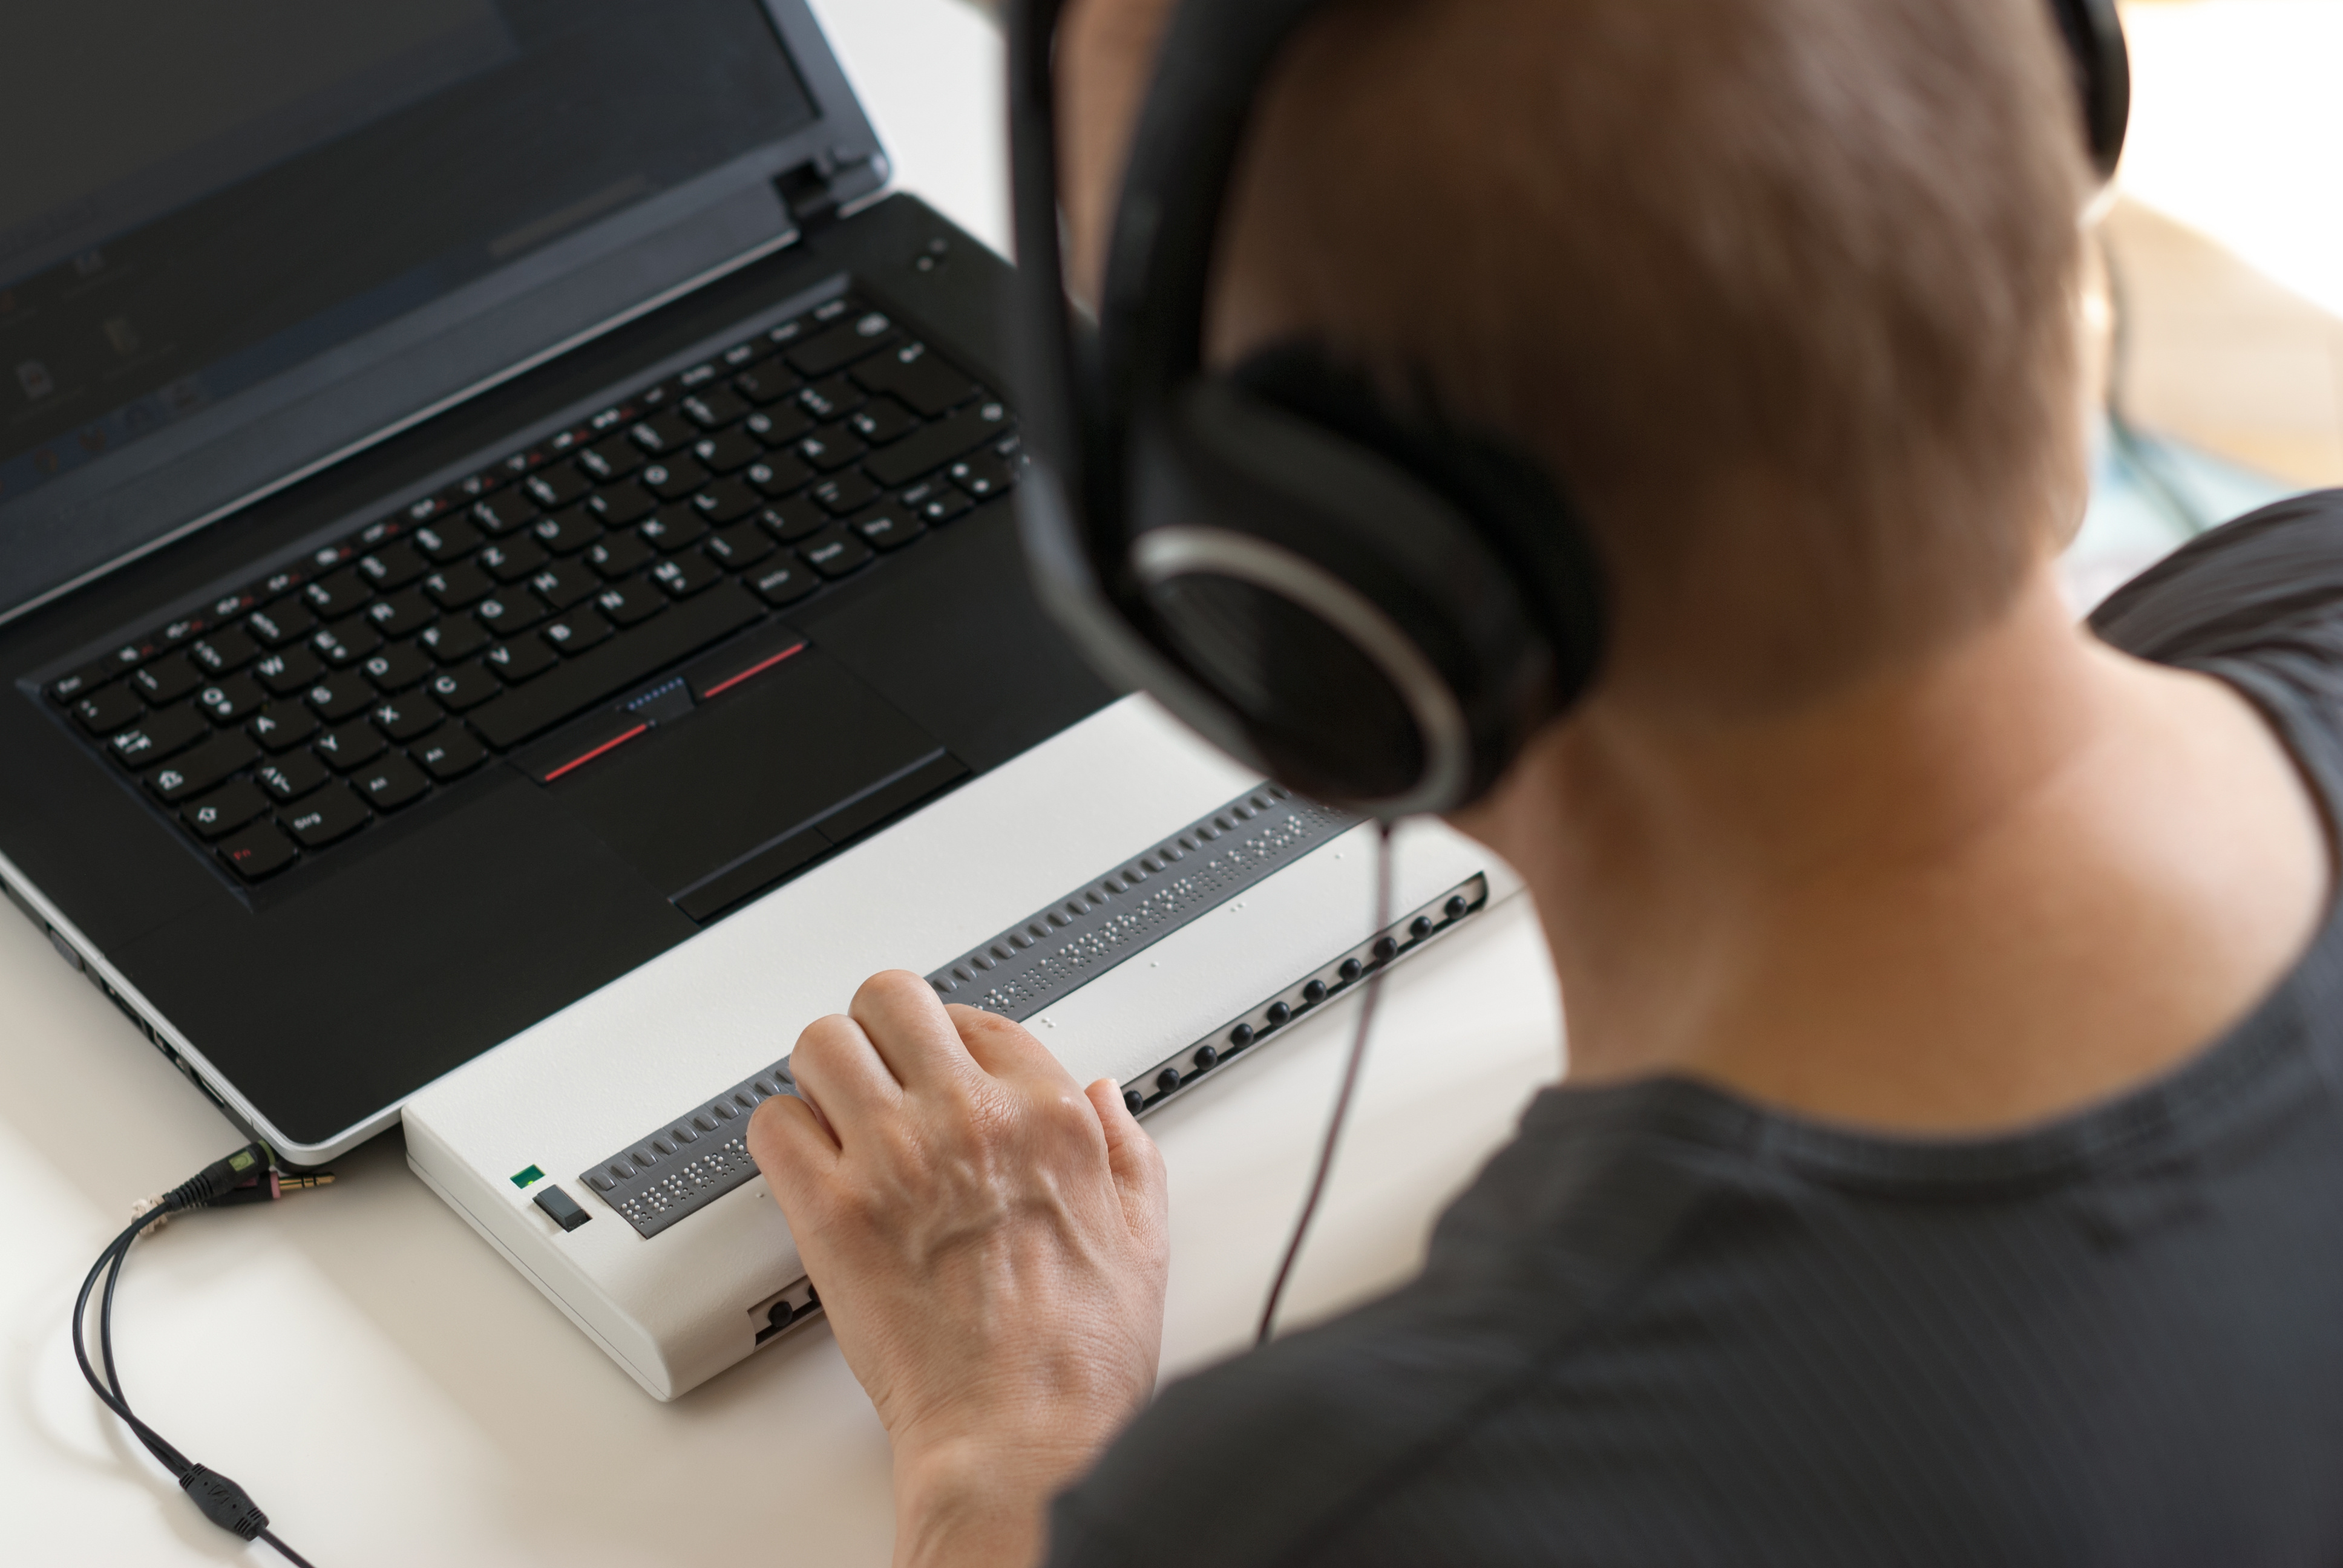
[0,21,1559,1564]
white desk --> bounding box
[0,7,1565,1560]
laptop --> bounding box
[0,0,1508,1396]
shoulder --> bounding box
[2090,489,2343,661]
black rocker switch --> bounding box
[535,1184,592,1232]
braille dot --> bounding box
[1304,979,1328,1003]
[1267,1002,1291,1025]
[1230,1023,1255,1047]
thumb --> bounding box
[1086,1079,1169,1245]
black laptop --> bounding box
[0,0,1109,1163]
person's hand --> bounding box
[748,971,1170,1568]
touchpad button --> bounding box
[551,647,955,912]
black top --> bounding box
[1047,492,2343,1567]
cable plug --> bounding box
[161,1143,270,1214]
[180,1463,269,1540]
[211,1169,335,1208]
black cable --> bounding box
[71,1145,330,1567]
[1259,819,1397,1345]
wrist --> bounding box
[893,1432,1078,1568]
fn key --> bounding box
[217,823,298,883]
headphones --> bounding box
[1008,0,2131,817]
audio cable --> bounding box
[72,1142,333,1567]
[1259,818,1397,1344]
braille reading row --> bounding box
[582,1057,801,1240]
[923,785,1358,1021]
[44,293,1021,887]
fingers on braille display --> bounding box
[848,969,978,1089]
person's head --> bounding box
[1058,0,2094,726]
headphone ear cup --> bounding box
[2047,0,2131,180]
[1118,348,1601,812]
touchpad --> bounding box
[550,646,962,919]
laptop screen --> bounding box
[1,0,859,622]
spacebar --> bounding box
[470,584,763,752]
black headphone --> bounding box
[1008,0,2130,818]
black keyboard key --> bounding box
[313,721,387,772]
[470,497,537,542]
[541,606,614,656]
[361,641,435,692]
[527,558,601,610]
[630,411,698,454]
[189,626,260,677]
[372,693,445,743]
[246,599,318,647]
[364,588,439,639]
[650,553,724,599]
[352,754,431,813]
[848,396,919,446]
[281,784,371,848]
[592,581,667,628]
[799,526,874,579]
[423,563,496,610]
[413,517,485,561]
[639,456,710,500]
[750,560,819,607]
[796,423,868,472]
[863,399,1013,488]
[310,616,382,667]
[253,646,324,696]
[523,465,592,511]
[218,822,299,883]
[307,670,377,722]
[585,484,657,528]
[356,542,430,592]
[811,472,879,515]
[721,338,768,370]
[418,616,490,665]
[483,638,559,685]
[414,725,488,782]
[424,662,502,712]
[683,388,751,430]
[691,429,764,475]
[469,581,761,751]
[575,437,643,483]
[949,451,1017,500]
[638,508,709,552]
[530,508,603,555]
[146,733,256,803]
[796,376,866,422]
[586,532,655,580]
[195,675,268,725]
[690,478,762,524]
[248,702,321,752]
[703,522,775,571]
[746,453,816,497]
[184,780,268,841]
[745,406,814,449]
[732,364,802,406]
[756,497,830,543]
[255,751,330,803]
[73,684,146,736]
[476,590,548,637]
[850,341,979,418]
[131,653,202,705]
[902,479,975,527]
[111,704,209,768]
[50,648,145,705]
[478,537,551,582]
[786,309,900,376]
[301,567,374,619]
[851,505,927,553]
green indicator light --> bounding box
[511,1164,545,1190]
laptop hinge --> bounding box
[776,149,888,238]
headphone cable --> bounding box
[1259,818,1397,1344]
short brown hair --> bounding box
[1196,0,2092,713]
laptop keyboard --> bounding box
[40,294,1021,886]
